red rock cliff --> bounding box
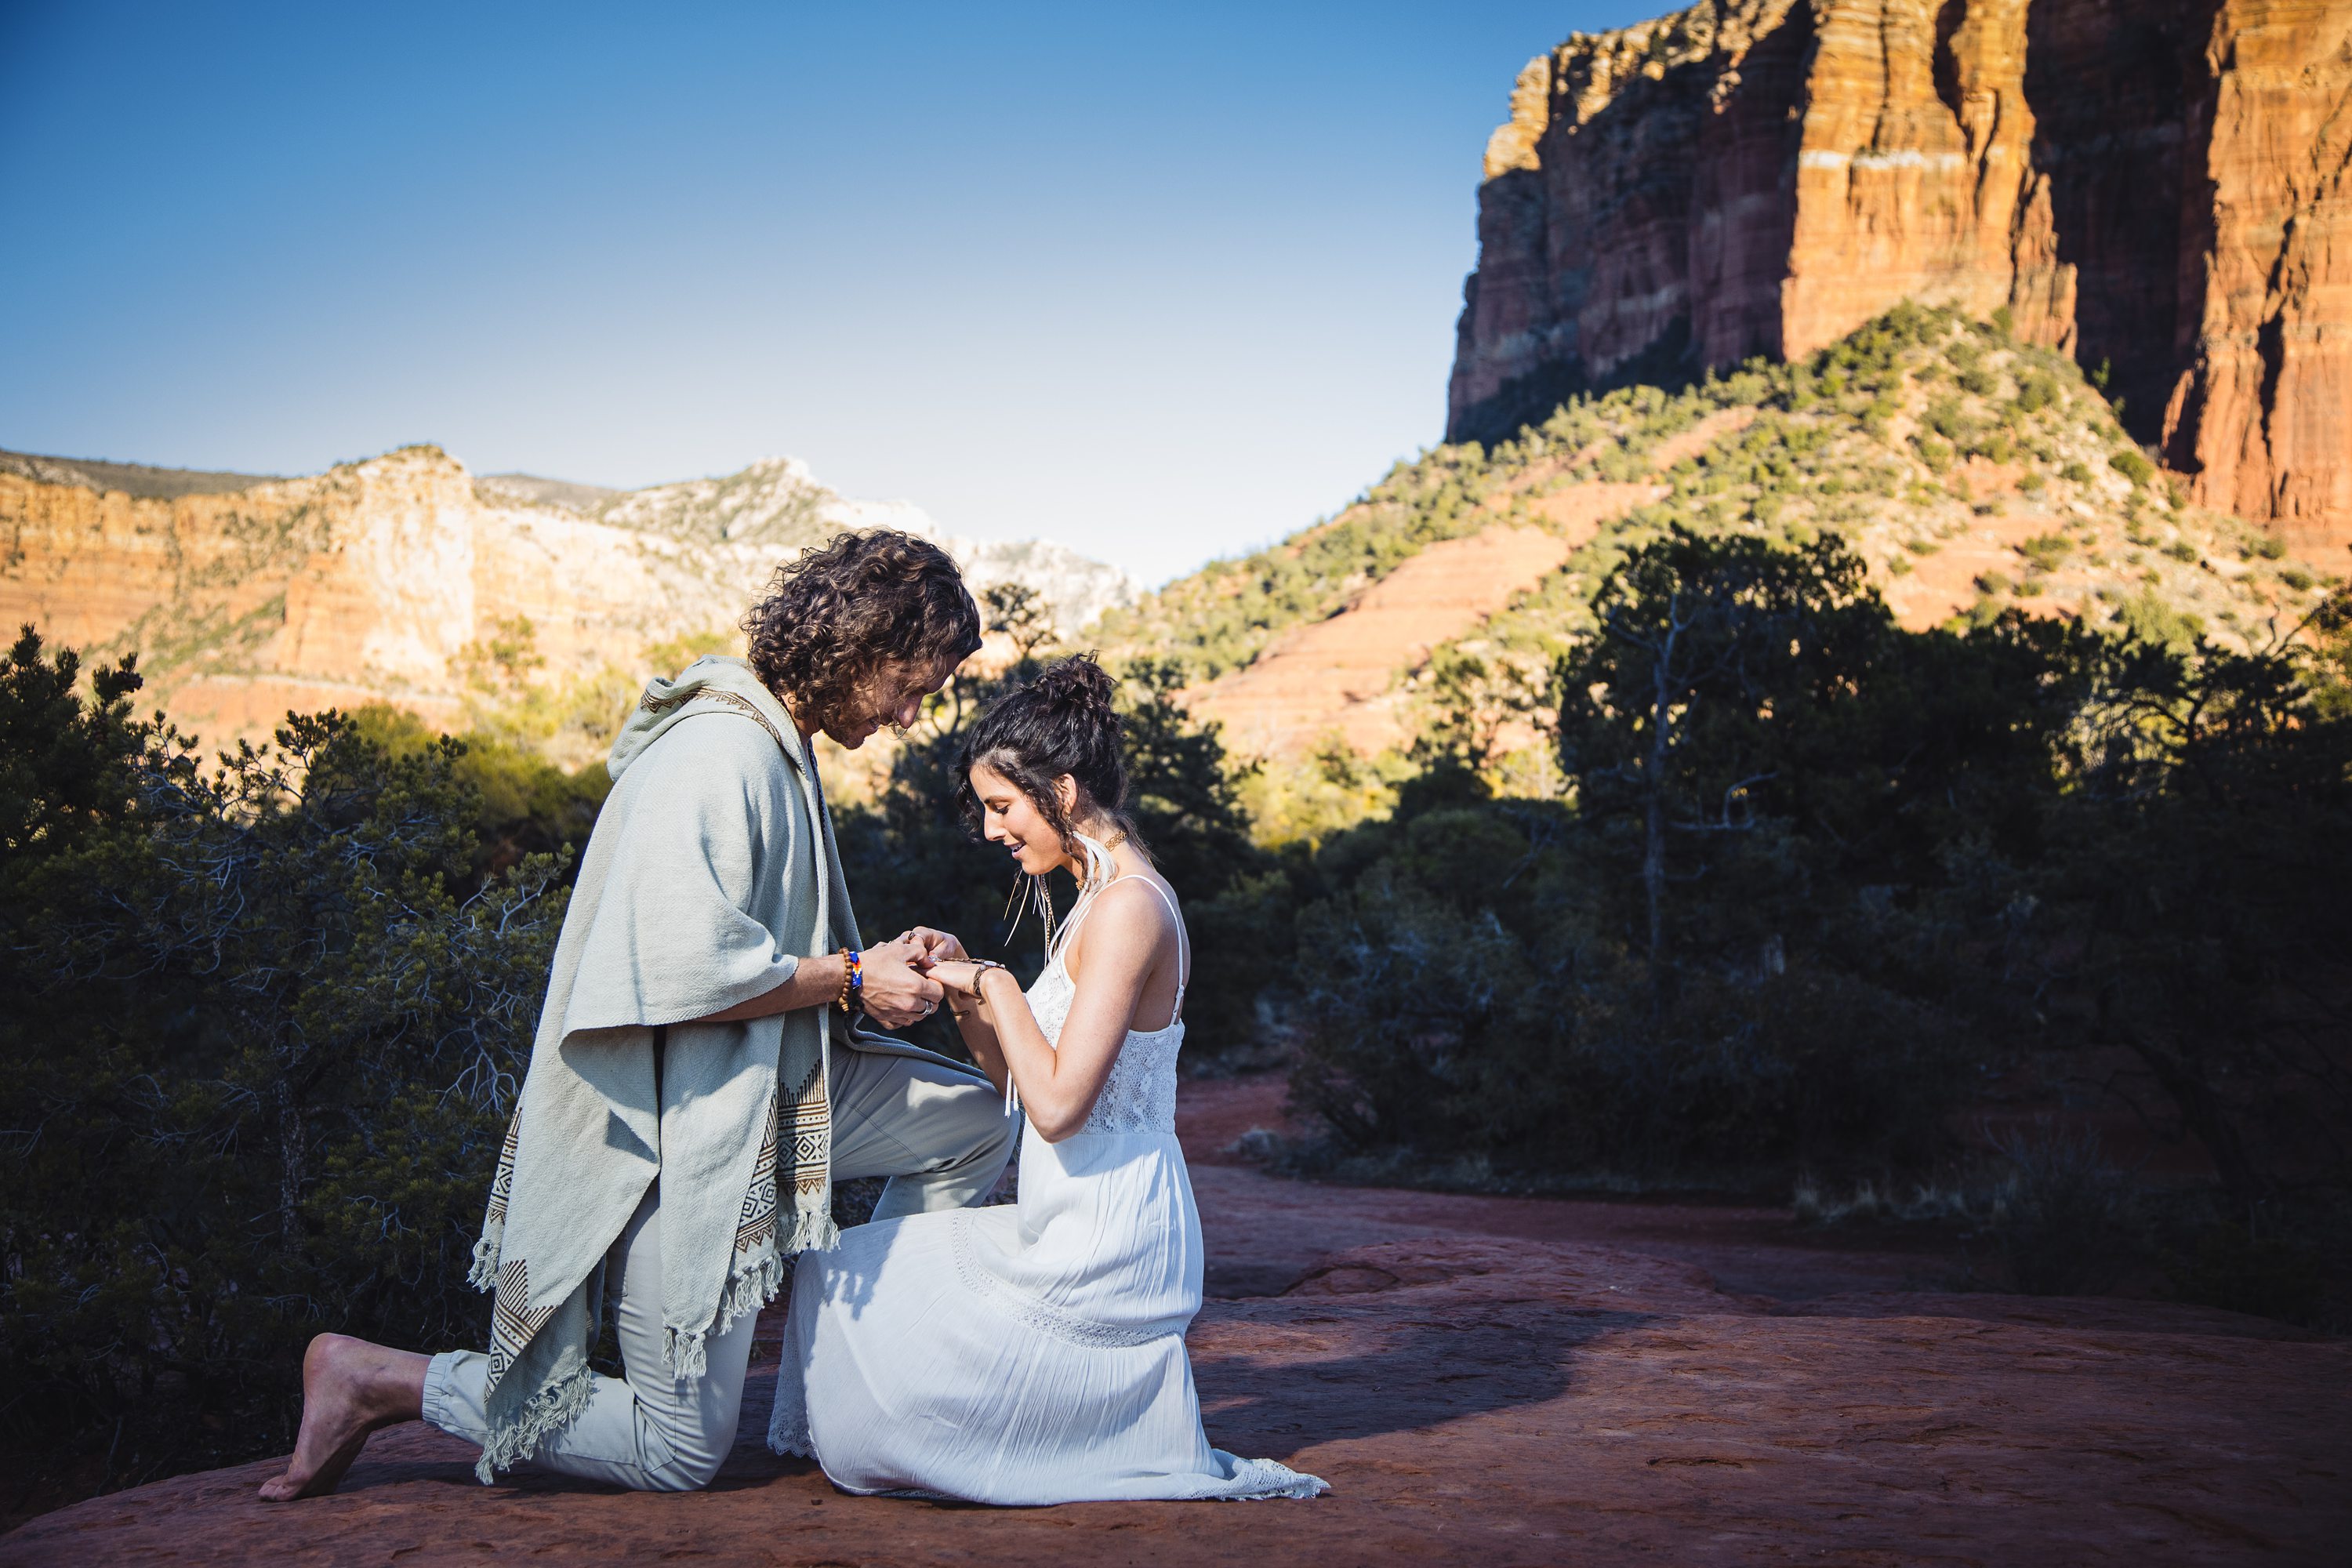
[1447,0,2352,550]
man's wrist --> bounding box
[804,952,849,1012]
[835,946,864,1014]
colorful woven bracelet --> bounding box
[836,946,863,1013]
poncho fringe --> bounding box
[473,1361,596,1486]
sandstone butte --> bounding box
[7,1075,2342,1567]
[1447,0,2352,557]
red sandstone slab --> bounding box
[7,1236,2341,1566]
[10,1077,2339,1565]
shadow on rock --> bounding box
[1187,1237,1738,1458]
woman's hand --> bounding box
[898,926,969,967]
[925,959,984,999]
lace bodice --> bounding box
[1025,956,1183,1136]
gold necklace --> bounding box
[1076,829,1127,893]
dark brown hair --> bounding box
[743,531,982,732]
[956,654,1145,857]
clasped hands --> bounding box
[855,927,982,1029]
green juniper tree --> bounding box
[0,630,568,1501]
[1555,528,1886,1004]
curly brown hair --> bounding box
[742,531,982,733]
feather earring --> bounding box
[1002,868,1057,954]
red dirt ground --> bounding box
[5,1076,2343,1567]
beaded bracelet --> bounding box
[835,946,863,1014]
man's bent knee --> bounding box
[645,1452,724,1493]
[942,1081,1016,1184]
[877,1082,1014,1218]
[636,1408,736,1492]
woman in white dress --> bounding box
[769,655,1325,1504]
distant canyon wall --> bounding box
[0,446,1136,761]
[0,447,764,756]
[1447,0,2352,551]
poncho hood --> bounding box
[608,655,803,782]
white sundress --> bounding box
[768,875,1327,1504]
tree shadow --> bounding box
[1186,1294,1658,1460]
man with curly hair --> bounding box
[261,530,1014,1498]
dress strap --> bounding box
[1112,876,1189,1025]
[1056,873,1190,1025]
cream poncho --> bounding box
[465,657,853,1480]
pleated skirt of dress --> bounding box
[770,1125,1325,1504]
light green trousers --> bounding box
[423,1044,1014,1491]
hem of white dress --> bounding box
[1217,1460,1330,1501]
[820,1474,1328,1505]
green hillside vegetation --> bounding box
[1094,446,1506,681]
[1443,303,2321,711]
[1094,387,1722,681]
[1107,303,2329,707]
[1185,305,2335,829]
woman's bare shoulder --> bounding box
[1099,873,1182,927]
[1065,876,1180,970]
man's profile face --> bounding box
[827,656,960,750]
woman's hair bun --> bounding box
[1029,653,1118,715]
[953,651,1145,858]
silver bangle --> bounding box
[967,959,1010,1001]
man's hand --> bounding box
[896,927,970,968]
[858,936,946,1028]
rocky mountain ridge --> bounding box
[0,445,1135,762]
[482,455,1142,630]
[1446,0,2352,554]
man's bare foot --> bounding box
[257,1334,429,1501]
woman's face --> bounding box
[971,762,1070,877]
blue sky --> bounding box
[2,2,1651,584]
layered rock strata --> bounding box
[0,447,1135,758]
[1448,0,2352,550]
